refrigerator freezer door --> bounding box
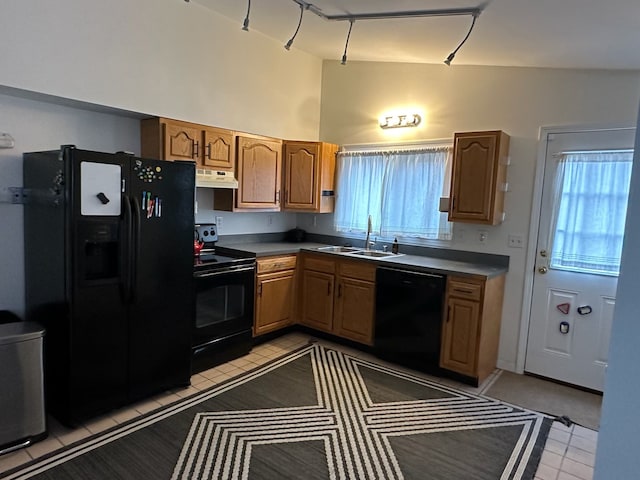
[125,157,195,400]
[80,161,122,216]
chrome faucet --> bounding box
[365,215,373,250]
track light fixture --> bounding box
[444,12,479,66]
[285,3,306,50]
[191,1,485,63]
[242,0,251,31]
[341,20,354,65]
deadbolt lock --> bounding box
[540,250,547,257]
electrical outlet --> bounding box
[508,234,525,248]
[478,230,488,244]
[312,215,317,227]
[268,215,273,226]
[215,216,223,227]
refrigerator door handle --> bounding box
[130,195,142,302]
[121,194,133,302]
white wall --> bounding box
[0,93,141,318]
[0,0,324,318]
[0,0,322,142]
[594,103,640,478]
[318,60,640,371]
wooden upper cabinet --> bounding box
[141,118,234,171]
[236,135,282,210]
[202,127,234,170]
[283,141,338,213]
[448,131,510,225]
[163,122,201,161]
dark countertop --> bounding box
[216,241,507,279]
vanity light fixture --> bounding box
[379,114,422,129]
[232,0,484,65]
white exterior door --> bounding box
[525,128,635,392]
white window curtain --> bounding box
[550,150,634,276]
[334,147,452,240]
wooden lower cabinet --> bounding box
[440,274,505,385]
[299,254,376,346]
[300,269,335,333]
[254,255,297,336]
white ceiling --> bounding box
[192,0,640,70]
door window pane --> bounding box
[550,151,633,276]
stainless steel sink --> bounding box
[350,250,400,258]
[317,246,362,253]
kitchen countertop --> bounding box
[217,241,508,279]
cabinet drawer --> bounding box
[257,255,297,274]
[338,261,376,282]
[303,255,336,274]
[447,277,483,301]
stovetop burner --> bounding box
[194,246,256,273]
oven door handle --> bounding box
[194,266,255,278]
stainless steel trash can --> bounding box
[0,322,47,455]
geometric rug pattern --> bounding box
[172,344,549,479]
[3,343,551,480]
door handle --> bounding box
[538,266,548,274]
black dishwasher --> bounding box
[375,267,446,374]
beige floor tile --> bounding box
[0,449,32,474]
[540,450,564,469]
[571,425,598,442]
[111,406,141,424]
[565,446,596,467]
[174,385,201,399]
[569,434,597,454]
[133,398,163,414]
[55,426,92,446]
[155,392,183,406]
[534,462,560,480]
[561,457,594,480]
[217,362,240,373]
[548,428,572,444]
[557,471,583,480]
[25,435,64,460]
[83,415,118,435]
[544,438,569,456]
[194,379,216,391]
[189,373,209,385]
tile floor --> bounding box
[0,333,597,479]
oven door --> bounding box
[193,265,255,348]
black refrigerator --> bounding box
[23,146,195,426]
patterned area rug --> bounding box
[2,343,551,480]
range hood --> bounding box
[195,169,238,189]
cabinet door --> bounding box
[334,277,375,345]
[449,131,508,225]
[202,127,234,170]
[440,296,480,376]
[163,122,200,161]
[236,136,282,209]
[300,270,334,332]
[255,271,295,336]
[284,142,319,210]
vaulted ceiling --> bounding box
[193,0,640,70]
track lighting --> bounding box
[341,20,354,65]
[242,0,251,31]
[443,12,479,66]
[213,1,485,64]
[285,3,306,50]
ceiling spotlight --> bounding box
[341,19,355,65]
[242,0,251,31]
[443,12,479,66]
[285,3,306,50]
